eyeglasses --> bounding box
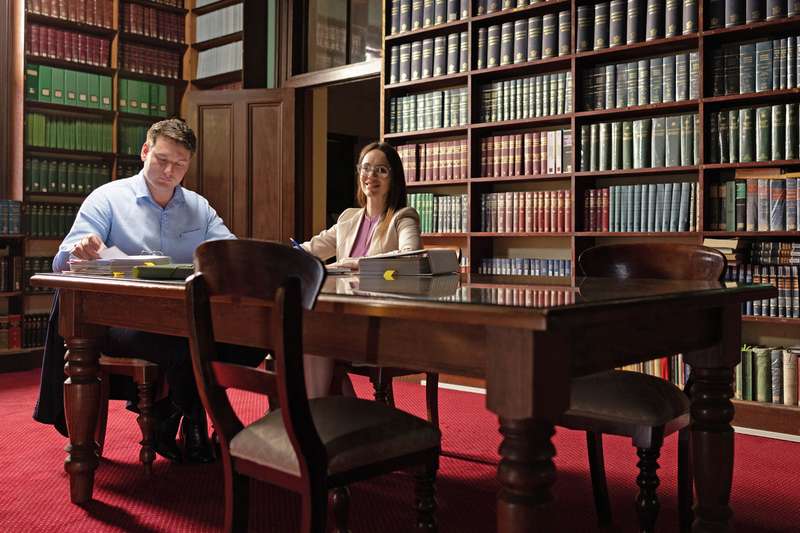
[356,163,390,177]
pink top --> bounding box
[348,212,381,258]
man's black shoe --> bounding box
[181,407,214,464]
[153,402,183,463]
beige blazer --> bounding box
[301,207,421,261]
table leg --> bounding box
[496,417,557,533]
[63,336,102,504]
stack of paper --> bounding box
[68,246,172,276]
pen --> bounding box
[289,238,302,250]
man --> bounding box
[35,119,257,463]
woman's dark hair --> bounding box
[355,142,408,238]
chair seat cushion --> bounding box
[229,396,440,477]
[562,370,690,427]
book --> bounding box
[132,264,194,280]
[356,273,460,298]
[358,248,459,276]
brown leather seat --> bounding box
[187,239,441,532]
[559,243,726,533]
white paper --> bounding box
[98,246,128,259]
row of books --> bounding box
[576,0,697,52]
[0,315,24,351]
[24,256,55,293]
[397,140,468,182]
[407,193,468,233]
[25,0,114,29]
[0,201,23,235]
[479,129,573,177]
[117,162,142,178]
[478,257,572,277]
[388,31,467,84]
[387,87,468,133]
[581,51,700,112]
[711,0,800,28]
[120,42,182,80]
[24,158,110,195]
[583,182,699,233]
[479,71,573,123]
[735,346,799,406]
[711,37,800,97]
[196,3,242,42]
[24,113,113,153]
[0,254,22,292]
[480,190,573,233]
[25,203,79,238]
[25,64,112,110]
[707,176,800,232]
[196,41,243,80]
[26,24,111,67]
[388,0,468,35]
[119,122,150,156]
[579,114,700,172]
[121,2,185,43]
[475,10,571,70]
[725,263,798,318]
[620,354,688,388]
[23,314,49,350]
[709,105,800,164]
[119,79,170,116]
[750,241,800,265]
[468,286,576,307]
[474,0,553,16]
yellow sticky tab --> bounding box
[383,269,396,280]
[143,261,156,266]
[112,271,124,278]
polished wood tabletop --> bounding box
[32,272,775,533]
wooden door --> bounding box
[185,88,296,241]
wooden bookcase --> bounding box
[379,0,800,435]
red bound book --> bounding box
[86,0,95,25]
[429,142,437,181]
[75,32,84,63]
[505,191,513,233]
[525,191,533,232]
[57,0,66,19]
[460,139,467,179]
[445,141,453,180]
[549,191,557,232]
[104,0,113,28]
[121,3,129,32]
[63,29,73,61]
[28,25,38,56]
[557,190,565,232]
[28,0,41,16]
[601,188,609,232]
[55,28,64,59]
[523,133,533,175]
[500,135,508,177]
[532,132,541,175]
[486,136,494,177]
[540,132,548,174]
[565,190,572,232]
[442,141,450,181]
[150,8,158,39]
[46,27,56,59]
[584,190,592,231]
[418,143,425,181]
[451,140,458,180]
[517,192,525,232]
[538,191,545,232]
[589,189,597,231]
[67,0,77,22]
[514,134,523,175]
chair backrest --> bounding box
[578,243,726,281]
[185,239,327,479]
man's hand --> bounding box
[70,234,104,260]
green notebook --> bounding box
[132,264,194,280]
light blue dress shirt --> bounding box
[53,171,235,272]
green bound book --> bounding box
[150,83,159,116]
[30,158,40,192]
[771,104,785,160]
[139,80,151,114]
[742,347,753,401]
[76,72,89,108]
[128,80,140,112]
[681,114,694,166]
[64,69,77,107]
[57,160,68,193]
[756,106,772,161]
[754,347,772,402]
[25,64,39,100]
[651,116,666,167]
[51,68,65,105]
[100,75,112,110]
[622,120,634,169]
[38,66,52,103]
[728,109,740,163]
[158,84,168,117]
[665,115,681,167]
[88,74,100,109]
[119,79,129,113]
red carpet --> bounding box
[0,369,797,532]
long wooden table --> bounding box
[32,272,774,532]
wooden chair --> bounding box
[558,243,726,533]
[95,356,163,474]
[187,239,441,532]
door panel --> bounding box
[186,88,295,241]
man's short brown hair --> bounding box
[146,118,197,154]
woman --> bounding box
[301,141,421,397]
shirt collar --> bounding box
[132,171,186,207]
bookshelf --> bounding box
[380,1,800,435]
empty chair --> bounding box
[186,239,441,532]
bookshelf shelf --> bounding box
[421,232,468,238]
[118,69,187,86]
[385,72,469,91]
[126,0,188,15]
[703,231,800,237]
[471,173,571,183]
[193,31,243,52]
[25,147,115,160]
[470,56,571,80]
[471,114,572,132]
[407,179,469,187]
[742,316,800,326]
[574,166,700,178]
[0,291,23,298]
[0,235,26,240]
[0,347,46,357]
[472,232,572,238]
[25,55,114,76]
[24,101,115,119]
[384,125,468,140]
[192,69,243,89]
[701,15,800,44]
[703,88,800,107]
[384,19,469,44]
[574,33,698,63]
[192,0,241,16]
[467,275,574,288]
[24,192,91,199]
[575,100,700,121]
[118,112,162,123]
[24,12,116,37]
[703,160,800,171]
[470,0,572,24]
[575,231,700,238]
[733,400,800,436]
[119,32,187,51]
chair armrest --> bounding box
[211,361,278,397]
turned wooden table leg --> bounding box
[496,417,557,533]
[63,335,102,504]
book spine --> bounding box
[577,5,593,52]
[594,3,609,50]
